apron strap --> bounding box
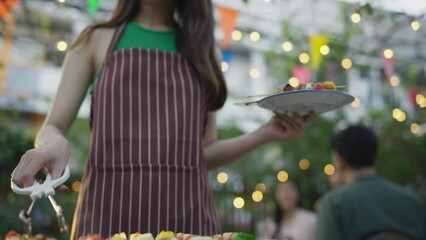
[105,22,127,58]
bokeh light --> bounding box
[351,97,360,108]
[411,21,421,31]
[324,164,335,175]
[299,53,310,64]
[351,13,361,23]
[252,191,263,202]
[341,58,352,69]
[277,170,289,182]
[250,31,261,42]
[221,62,229,72]
[282,41,293,52]
[320,45,330,55]
[299,159,310,170]
[255,183,266,193]
[288,77,299,88]
[233,197,245,209]
[232,30,243,41]
[250,68,260,78]
[217,172,228,184]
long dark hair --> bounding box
[72,0,227,111]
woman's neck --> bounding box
[134,1,175,31]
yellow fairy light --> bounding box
[233,197,245,209]
[250,68,260,79]
[419,98,426,108]
[383,49,394,59]
[320,45,330,55]
[282,41,293,52]
[324,164,335,175]
[252,191,264,202]
[277,170,288,182]
[392,108,406,122]
[217,172,228,184]
[411,21,421,31]
[410,123,420,134]
[221,62,229,72]
[299,159,310,170]
[351,97,360,108]
[341,58,352,69]
[250,31,260,42]
[416,94,425,105]
[56,40,68,52]
[57,0,66,3]
[232,30,243,41]
[389,76,400,87]
[72,181,81,192]
[299,53,310,64]
[288,77,299,88]
[351,13,361,23]
[255,183,266,193]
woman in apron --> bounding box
[11,0,313,239]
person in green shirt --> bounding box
[315,125,426,240]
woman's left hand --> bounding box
[256,112,314,142]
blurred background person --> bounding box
[315,125,426,240]
[257,180,317,240]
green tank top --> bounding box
[89,22,177,93]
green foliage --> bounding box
[0,113,33,195]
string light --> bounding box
[250,68,260,78]
[221,62,229,72]
[392,108,406,122]
[57,0,66,3]
[250,31,261,42]
[383,49,394,59]
[299,159,310,170]
[232,30,243,41]
[410,123,420,134]
[324,164,335,175]
[252,191,263,202]
[282,41,293,52]
[56,40,68,52]
[411,21,421,31]
[341,58,352,69]
[351,97,360,108]
[72,181,81,192]
[233,197,245,209]
[389,76,400,87]
[299,53,310,64]
[416,94,426,108]
[217,172,228,184]
[255,183,266,193]
[351,13,361,23]
[277,170,288,182]
[320,45,330,55]
[288,77,299,88]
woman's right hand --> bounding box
[11,136,70,191]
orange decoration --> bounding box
[0,0,20,19]
[216,5,239,49]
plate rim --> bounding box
[257,89,355,114]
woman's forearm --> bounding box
[204,129,270,170]
[35,124,68,148]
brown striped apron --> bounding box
[71,23,221,239]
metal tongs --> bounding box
[11,165,71,235]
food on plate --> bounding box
[5,231,254,240]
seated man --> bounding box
[315,125,426,240]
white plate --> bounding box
[257,90,355,115]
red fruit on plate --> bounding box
[313,83,325,89]
[5,230,21,240]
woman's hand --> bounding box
[11,136,70,191]
[256,112,314,142]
